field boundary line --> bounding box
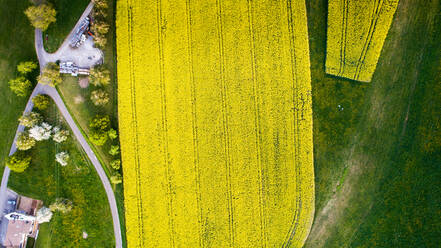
[127,0,145,246]
[185,0,204,247]
[156,1,176,247]
[355,0,384,80]
[282,0,304,246]
[246,1,267,247]
[215,0,235,246]
[338,0,349,76]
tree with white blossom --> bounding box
[52,127,69,143]
[36,207,53,224]
[29,122,52,141]
[55,152,70,166]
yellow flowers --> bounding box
[326,0,400,82]
[117,0,314,247]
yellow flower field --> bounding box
[116,0,314,247]
[326,0,400,82]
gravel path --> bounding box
[0,2,123,247]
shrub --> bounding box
[49,198,73,214]
[89,67,110,86]
[108,128,118,140]
[89,130,108,146]
[55,151,70,166]
[6,152,32,173]
[15,132,36,151]
[110,173,122,184]
[19,112,42,128]
[52,127,69,143]
[32,95,50,110]
[8,77,32,97]
[110,159,121,170]
[17,61,37,74]
[89,115,110,131]
[38,63,61,86]
[90,89,110,106]
[29,122,52,141]
[109,145,120,156]
[24,4,56,31]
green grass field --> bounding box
[43,0,90,53]
[305,0,441,246]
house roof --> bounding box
[16,196,42,216]
[0,213,36,248]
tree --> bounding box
[32,95,50,110]
[17,61,37,74]
[38,63,61,86]
[110,159,121,170]
[91,20,109,35]
[6,152,31,173]
[109,145,120,156]
[110,172,122,185]
[8,77,32,97]
[29,122,52,141]
[89,130,108,146]
[55,152,70,166]
[36,207,53,224]
[90,89,109,106]
[52,127,69,143]
[19,112,42,128]
[15,132,36,151]
[89,66,110,86]
[108,128,118,140]
[49,198,72,214]
[89,115,110,131]
[24,4,56,31]
[93,32,107,48]
[92,0,108,18]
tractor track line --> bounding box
[185,0,204,247]
[246,1,267,247]
[215,0,235,246]
[156,0,176,247]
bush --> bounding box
[6,152,32,173]
[109,145,120,156]
[38,63,61,86]
[55,152,70,166]
[8,77,32,97]
[49,198,73,214]
[89,67,110,86]
[17,61,37,74]
[52,127,69,143]
[110,173,122,184]
[89,115,110,131]
[24,4,56,31]
[15,132,36,151]
[108,128,118,140]
[19,112,42,128]
[110,159,121,170]
[29,122,52,141]
[32,95,50,110]
[90,130,108,146]
[90,89,109,106]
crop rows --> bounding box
[326,0,400,82]
[116,0,314,247]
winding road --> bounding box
[0,2,123,248]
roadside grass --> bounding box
[43,0,90,53]
[305,0,441,246]
[8,103,115,247]
[0,0,37,167]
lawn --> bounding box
[7,103,115,247]
[43,0,90,53]
[305,0,441,246]
[0,0,37,168]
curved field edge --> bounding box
[116,0,314,247]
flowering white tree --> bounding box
[52,126,69,143]
[29,122,52,141]
[55,151,70,166]
[36,207,53,224]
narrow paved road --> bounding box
[0,2,123,247]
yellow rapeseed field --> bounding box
[326,0,400,82]
[117,0,314,247]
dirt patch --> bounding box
[79,77,89,88]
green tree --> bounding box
[91,20,109,35]
[110,173,122,185]
[6,152,32,173]
[90,89,109,106]
[8,77,32,97]
[24,4,56,31]
[89,115,110,131]
[49,198,73,214]
[110,159,121,170]
[89,130,108,146]
[108,128,118,140]
[89,66,110,86]
[19,112,42,128]
[15,132,36,151]
[17,61,37,74]
[109,145,120,156]
[38,63,61,86]
[32,94,50,110]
